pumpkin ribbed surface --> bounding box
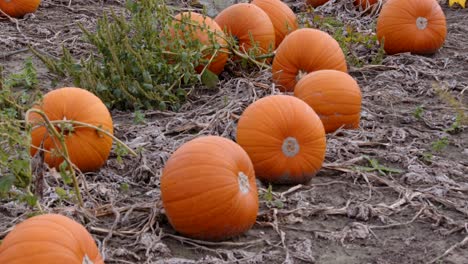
[161,136,258,241]
[272,28,347,92]
[251,0,298,47]
[236,95,326,184]
[294,70,362,133]
[28,87,114,172]
[0,214,104,264]
[172,12,228,75]
[0,0,41,18]
[215,3,275,56]
[376,0,447,55]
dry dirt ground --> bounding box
[1,0,468,263]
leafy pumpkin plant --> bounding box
[169,12,229,75]
[34,0,221,111]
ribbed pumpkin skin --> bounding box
[173,12,228,75]
[306,0,330,7]
[215,3,275,56]
[251,0,298,47]
[0,214,104,264]
[0,0,40,18]
[272,28,348,92]
[28,87,113,172]
[161,136,258,241]
[294,70,362,133]
[376,0,447,55]
[236,95,326,184]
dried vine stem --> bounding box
[25,108,84,207]
[25,109,137,207]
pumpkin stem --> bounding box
[82,254,94,264]
[238,172,250,194]
[416,17,428,30]
[296,70,308,83]
[282,137,300,157]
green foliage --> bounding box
[0,62,40,207]
[34,0,225,111]
[355,156,404,176]
[133,110,146,124]
[413,105,424,120]
[431,137,449,152]
[262,184,285,209]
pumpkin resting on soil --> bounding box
[0,0,41,18]
[172,12,228,75]
[0,214,104,264]
[161,135,258,241]
[294,70,362,133]
[251,0,298,47]
[214,3,275,57]
[28,87,114,172]
[236,95,326,184]
[272,28,348,92]
[376,0,447,55]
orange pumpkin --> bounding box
[28,87,113,172]
[272,28,348,92]
[251,0,298,47]
[172,12,228,75]
[376,0,447,55]
[214,3,275,56]
[236,95,326,184]
[294,70,362,133]
[0,214,104,264]
[306,0,330,7]
[354,0,379,9]
[161,135,258,241]
[0,0,40,18]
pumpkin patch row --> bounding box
[159,0,450,242]
[0,0,452,261]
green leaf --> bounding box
[59,161,73,185]
[0,175,16,194]
[55,187,70,200]
[19,193,38,207]
[200,69,219,88]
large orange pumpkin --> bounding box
[294,70,362,133]
[28,87,113,172]
[172,12,228,75]
[306,0,330,7]
[376,0,447,55]
[0,0,40,18]
[0,214,104,264]
[161,135,258,241]
[236,95,326,184]
[214,3,276,56]
[272,28,348,92]
[251,0,298,47]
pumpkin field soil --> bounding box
[1,0,468,263]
